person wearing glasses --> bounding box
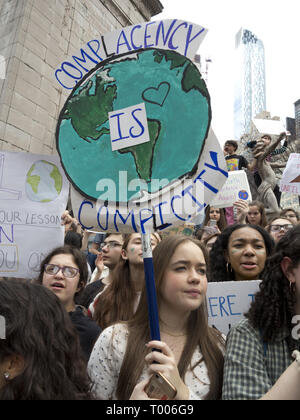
[78,234,124,310]
[36,245,101,361]
[91,232,161,330]
[266,216,295,243]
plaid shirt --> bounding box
[222,319,299,400]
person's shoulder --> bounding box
[71,306,101,332]
[227,318,260,340]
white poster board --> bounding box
[252,119,286,136]
[210,170,252,208]
[206,280,261,335]
[280,153,300,195]
[0,151,69,279]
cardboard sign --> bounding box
[55,19,208,91]
[252,119,286,136]
[280,153,300,195]
[56,20,228,233]
[210,170,251,208]
[207,281,261,335]
[109,103,150,151]
[0,151,69,279]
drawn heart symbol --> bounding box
[142,82,171,107]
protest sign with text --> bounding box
[280,153,300,196]
[207,280,261,335]
[210,170,251,208]
[0,151,69,279]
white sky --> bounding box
[154,0,300,145]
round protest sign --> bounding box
[56,20,228,233]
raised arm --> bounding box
[254,132,287,161]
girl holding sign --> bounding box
[88,235,225,400]
[223,225,300,400]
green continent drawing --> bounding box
[119,119,161,181]
[62,71,117,142]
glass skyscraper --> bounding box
[234,28,266,139]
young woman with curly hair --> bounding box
[222,225,300,400]
[88,235,225,400]
[0,279,94,400]
[209,224,274,282]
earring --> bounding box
[4,372,10,380]
[226,262,233,274]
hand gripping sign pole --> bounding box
[142,233,160,341]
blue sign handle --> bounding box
[142,233,160,341]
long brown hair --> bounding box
[93,234,136,329]
[116,235,225,400]
[246,201,268,227]
[93,233,161,328]
[203,205,227,231]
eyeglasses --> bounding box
[100,241,122,250]
[270,224,293,233]
[44,264,79,278]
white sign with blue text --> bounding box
[206,280,261,336]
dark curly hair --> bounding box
[245,225,300,344]
[208,224,274,282]
[36,245,88,302]
[0,279,94,400]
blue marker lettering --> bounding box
[184,25,205,56]
[194,170,219,194]
[139,208,154,234]
[144,22,155,48]
[208,297,218,318]
[116,30,132,54]
[0,225,14,243]
[219,296,229,317]
[130,25,143,50]
[78,201,94,230]
[204,151,228,178]
[114,210,137,232]
[87,39,104,61]
[129,108,145,138]
[155,19,177,46]
[168,22,188,50]
[227,295,241,316]
[97,205,109,231]
[181,184,206,213]
[110,112,130,142]
[171,195,191,221]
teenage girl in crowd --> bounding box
[36,245,101,361]
[90,232,161,329]
[223,225,300,399]
[209,224,274,282]
[88,235,225,400]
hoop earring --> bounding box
[289,282,295,294]
[226,262,233,274]
[4,372,10,380]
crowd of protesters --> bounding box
[1,133,300,400]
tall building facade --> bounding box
[0,0,163,154]
[234,28,266,139]
[295,99,300,139]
